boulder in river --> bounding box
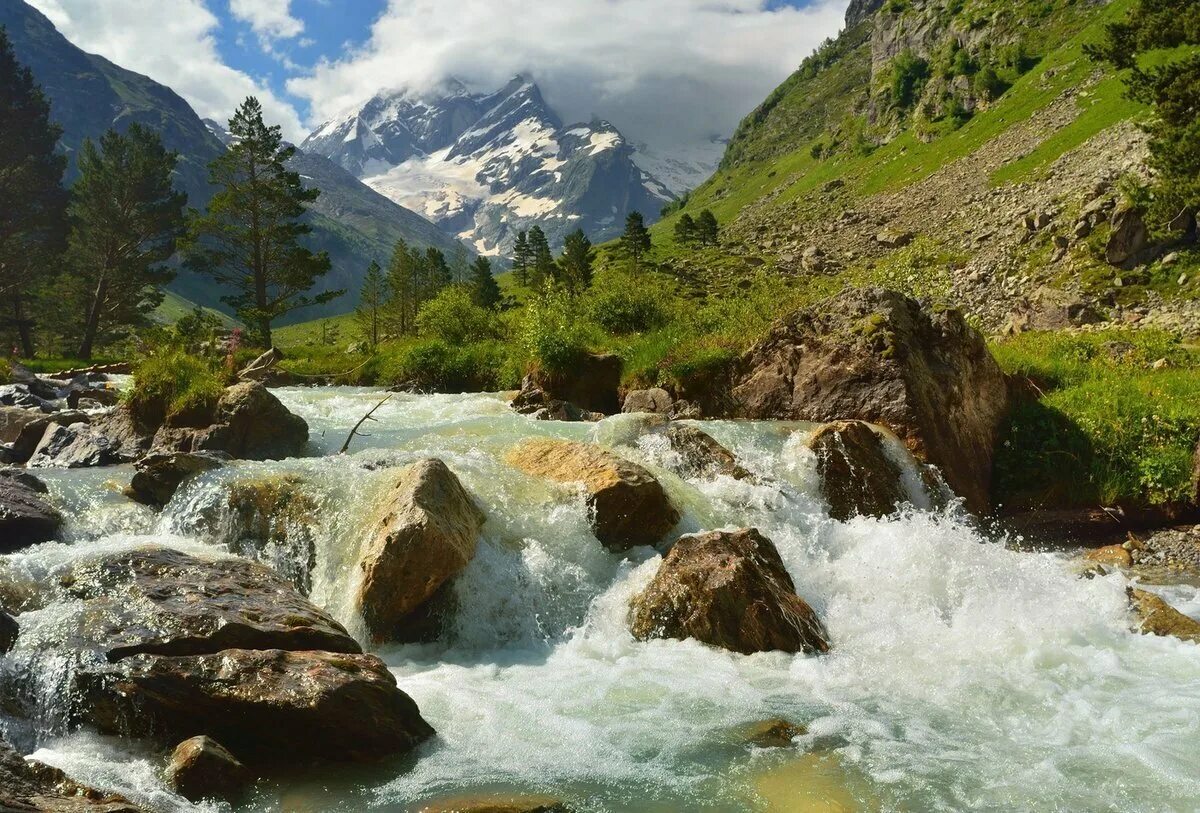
[506,439,679,550]
[356,459,485,642]
[807,421,907,521]
[27,422,126,468]
[662,424,752,481]
[0,406,88,463]
[630,528,830,655]
[164,735,251,803]
[0,609,16,653]
[738,718,808,749]
[0,469,61,551]
[417,793,573,813]
[125,451,227,508]
[14,547,434,763]
[152,381,308,461]
[1,735,145,812]
[1129,588,1200,644]
[726,288,1009,513]
[622,388,674,415]
[512,353,622,416]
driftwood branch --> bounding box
[340,393,393,454]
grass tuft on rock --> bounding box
[127,349,226,424]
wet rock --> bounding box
[629,528,830,655]
[1129,589,1200,644]
[88,407,155,461]
[417,793,572,813]
[728,288,1009,514]
[808,421,907,521]
[739,718,808,749]
[622,388,674,415]
[512,353,622,416]
[0,469,61,551]
[224,474,317,593]
[1083,544,1132,568]
[164,736,251,803]
[356,459,485,642]
[507,439,679,550]
[0,406,79,463]
[1106,205,1148,266]
[0,609,16,653]
[662,424,752,481]
[152,382,308,461]
[1,736,145,812]
[125,451,227,508]
[27,422,126,469]
[78,648,434,763]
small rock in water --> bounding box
[0,609,17,653]
[125,451,227,508]
[1129,589,1200,643]
[1083,544,1132,569]
[165,736,251,803]
[808,421,908,521]
[0,469,62,551]
[738,718,808,748]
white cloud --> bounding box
[288,0,847,153]
[25,0,306,140]
[229,0,304,41]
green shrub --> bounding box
[127,349,225,424]
[416,285,500,345]
[585,281,670,335]
[517,289,597,373]
[890,50,930,110]
[379,339,517,393]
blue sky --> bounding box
[32,0,847,150]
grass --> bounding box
[992,329,1200,510]
[126,349,226,425]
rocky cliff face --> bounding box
[303,77,674,255]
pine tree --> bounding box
[696,210,720,246]
[383,239,417,335]
[1088,0,1200,230]
[0,28,68,357]
[450,243,470,283]
[470,255,501,308]
[356,260,385,350]
[184,97,341,347]
[558,229,595,294]
[512,230,531,287]
[620,211,652,271]
[67,125,187,360]
[418,247,452,304]
[674,213,697,246]
[527,226,554,287]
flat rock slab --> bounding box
[0,469,61,552]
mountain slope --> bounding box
[1,0,467,322]
[654,0,1197,335]
[303,77,674,255]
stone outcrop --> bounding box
[124,451,226,508]
[12,547,434,762]
[0,469,61,551]
[1129,588,1200,644]
[629,528,830,655]
[727,288,1008,513]
[738,719,808,749]
[807,421,907,521]
[356,459,485,642]
[417,794,572,813]
[512,353,622,417]
[506,439,679,550]
[1106,205,1148,266]
[662,424,752,481]
[164,736,251,803]
[622,388,674,415]
[0,736,145,812]
[27,422,127,468]
[0,407,89,463]
[151,382,308,461]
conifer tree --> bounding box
[558,229,595,294]
[450,243,470,283]
[418,247,452,304]
[355,260,385,350]
[620,211,651,271]
[674,213,697,246]
[470,255,501,309]
[1088,0,1200,230]
[696,210,720,246]
[67,125,187,360]
[0,28,68,357]
[383,239,417,335]
[512,230,531,286]
[527,226,554,287]
[184,97,341,347]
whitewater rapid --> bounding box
[4,387,1199,812]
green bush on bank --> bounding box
[992,329,1200,509]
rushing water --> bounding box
[3,387,1200,812]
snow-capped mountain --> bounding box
[632,136,729,197]
[302,77,676,255]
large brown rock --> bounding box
[164,736,251,803]
[0,469,61,551]
[662,424,752,481]
[356,459,485,642]
[506,439,679,550]
[516,353,622,415]
[1106,205,1148,266]
[622,388,674,415]
[78,648,433,763]
[0,736,145,812]
[727,288,1008,513]
[808,421,907,521]
[629,528,829,655]
[1129,589,1200,644]
[152,382,308,461]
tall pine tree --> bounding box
[512,230,531,286]
[383,239,417,335]
[356,260,385,350]
[67,125,187,360]
[527,226,554,287]
[0,28,68,357]
[674,213,697,246]
[470,255,501,308]
[558,229,595,294]
[184,97,341,347]
[696,210,719,246]
[620,211,651,271]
